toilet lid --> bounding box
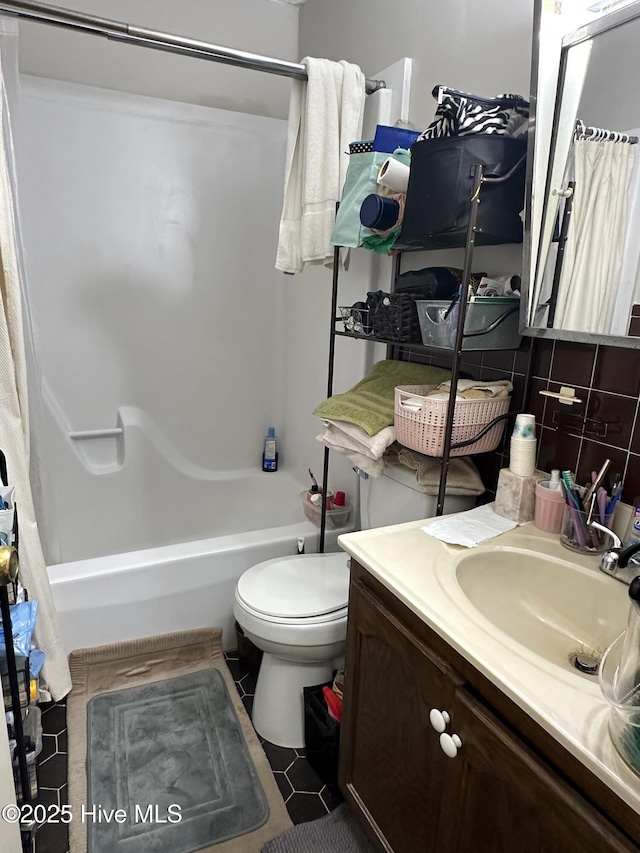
[236,552,350,619]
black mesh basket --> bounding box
[366,291,425,342]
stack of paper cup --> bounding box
[510,413,536,477]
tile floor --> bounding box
[32,650,342,852]
[223,650,344,825]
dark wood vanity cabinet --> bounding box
[339,562,640,853]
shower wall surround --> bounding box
[16,76,290,563]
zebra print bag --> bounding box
[417,85,529,142]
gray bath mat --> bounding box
[87,669,267,852]
[261,803,376,853]
[67,629,292,853]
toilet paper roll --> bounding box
[512,413,536,439]
[377,157,411,194]
[510,435,536,477]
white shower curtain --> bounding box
[0,25,71,700]
[554,137,635,334]
[610,127,640,335]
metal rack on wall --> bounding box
[0,449,38,852]
[318,163,534,551]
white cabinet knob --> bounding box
[429,709,451,733]
[439,732,463,758]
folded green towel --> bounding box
[313,359,452,436]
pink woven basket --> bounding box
[394,385,510,457]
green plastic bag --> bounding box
[331,147,411,249]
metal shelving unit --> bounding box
[319,163,533,550]
[0,450,38,853]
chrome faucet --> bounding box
[591,521,640,585]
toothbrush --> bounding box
[606,481,624,521]
[561,470,582,509]
[582,458,610,512]
[597,487,607,526]
[561,470,588,547]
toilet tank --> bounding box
[360,464,477,530]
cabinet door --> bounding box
[437,686,638,853]
[340,579,458,853]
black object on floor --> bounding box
[235,620,263,674]
[261,803,376,853]
[303,683,340,786]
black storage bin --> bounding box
[235,620,263,675]
[366,291,426,343]
[303,682,340,786]
[399,135,527,249]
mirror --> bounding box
[523,0,640,347]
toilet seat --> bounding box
[236,597,348,626]
[236,552,350,621]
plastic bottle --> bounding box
[624,497,640,547]
[262,427,278,472]
[307,483,321,505]
[548,469,562,490]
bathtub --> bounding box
[48,481,348,655]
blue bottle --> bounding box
[262,427,278,472]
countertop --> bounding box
[337,517,640,816]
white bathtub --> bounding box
[48,508,347,656]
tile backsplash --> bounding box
[397,336,640,504]
[527,340,640,505]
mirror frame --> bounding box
[521,0,640,349]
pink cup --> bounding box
[534,481,565,534]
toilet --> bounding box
[233,466,476,747]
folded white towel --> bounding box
[319,419,396,459]
[276,57,365,274]
[430,378,513,400]
[315,420,395,478]
[315,437,386,478]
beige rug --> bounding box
[67,628,292,853]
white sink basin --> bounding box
[455,548,629,676]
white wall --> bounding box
[15,0,299,118]
[299,0,533,130]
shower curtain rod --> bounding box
[575,119,638,145]
[0,0,385,94]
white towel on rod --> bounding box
[276,57,365,274]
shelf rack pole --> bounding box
[0,583,30,807]
[436,164,484,516]
[319,241,342,553]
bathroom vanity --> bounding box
[337,521,640,852]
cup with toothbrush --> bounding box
[559,465,619,554]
